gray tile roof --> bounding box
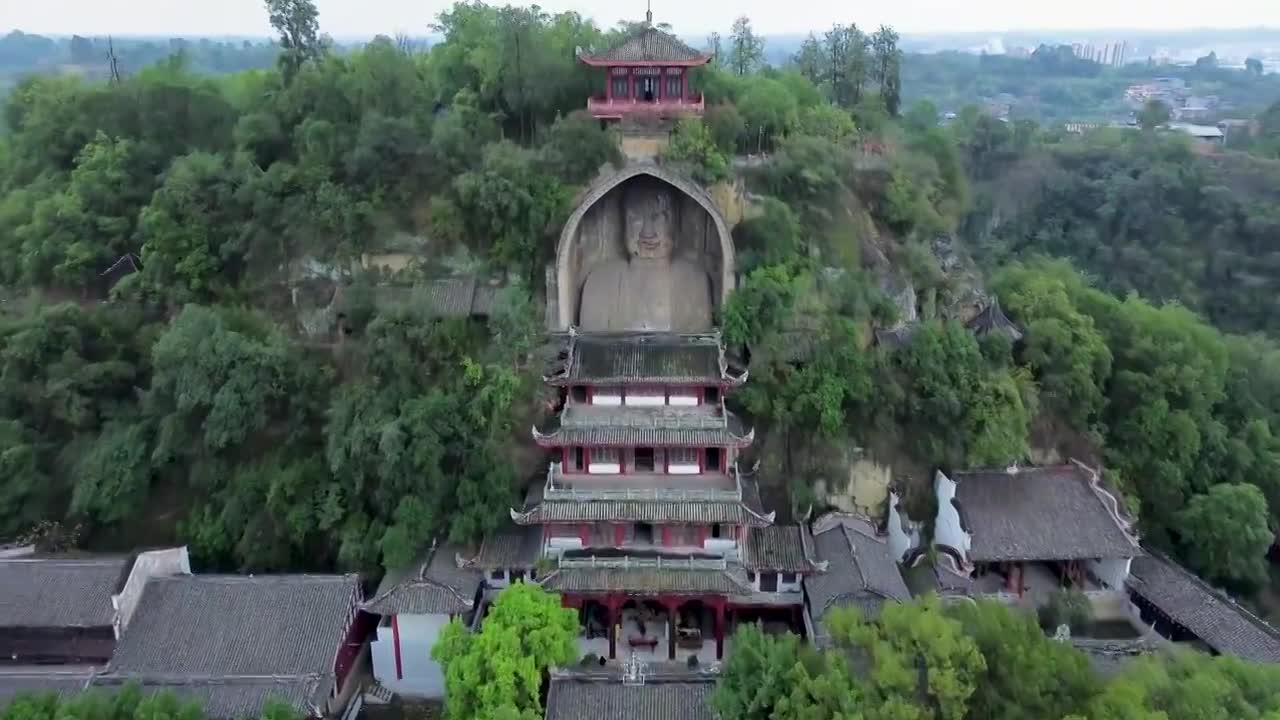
[534,405,753,448]
[111,574,359,677]
[469,527,544,570]
[545,676,716,720]
[548,332,735,386]
[967,298,1024,342]
[107,574,358,719]
[89,676,324,720]
[364,544,482,616]
[952,466,1141,562]
[512,476,774,527]
[744,526,817,572]
[1128,552,1280,663]
[0,669,94,706]
[579,27,710,64]
[540,561,799,606]
[806,515,910,646]
[0,557,130,628]
[374,276,501,319]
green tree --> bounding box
[1176,483,1272,590]
[664,119,730,184]
[870,25,903,116]
[454,141,570,286]
[537,111,621,185]
[265,0,324,83]
[432,582,577,720]
[952,601,1097,720]
[727,16,765,76]
[1137,99,1171,131]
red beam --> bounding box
[391,615,403,681]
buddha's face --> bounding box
[624,182,675,260]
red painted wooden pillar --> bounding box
[561,447,568,469]
[579,524,590,547]
[682,70,688,103]
[607,594,621,659]
[697,525,708,549]
[606,71,612,101]
[628,71,634,103]
[699,449,706,474]
[664,448,670,474]
[714,602,725,659]
[584,447,592,472]
[665,598,679,660]
[391,615,403,680]
[662,526,672,547]
[614,523,625,548]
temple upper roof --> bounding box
[533,404,753,448]
[545,330,745,387]
[577,26,712,66]
[511,470,774,527]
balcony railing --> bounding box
[543,462,743,503]
[587,94,705,116]
[559,555,728,571]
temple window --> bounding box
[665,72,682,100]
[571,385,588,403]
[635,447,656,472]
[612,75,628,98]
[711,523,723,539]
[589,447,622,474]
[669,388,700,406]
[593,387,623,406]
[704,386,721,405]
[625,388,665,407]
[759,572,778,592]
[781,572,798,584]
[668,447,700,474]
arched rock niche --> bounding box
[555,165,736,331]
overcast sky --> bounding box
[5,0,1280,38]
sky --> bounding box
[4,0,1280,38]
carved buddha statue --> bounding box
[577,181,714,332]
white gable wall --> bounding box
[371,613,451,698]
[933,470,972,559]
[1088,557,1133,590]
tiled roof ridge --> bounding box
[101,672,328,682]
[1070,459,1142,550]
[365,542,474,611]
[1138,549,1280,641]
[152,573,358,584]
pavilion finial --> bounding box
[645,0,653,25]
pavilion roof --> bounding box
[545,331,743,387]
[364,542,482,616]
[966,297,1024,342]
[578,26,712,66]
[539,557,799,606]
[1128,552,1280,663]
[466,526,544,571]
[544,674,716,720]
[533,405,753,448]
[0,555,131,629]
[950,465,1141,563]
[744,526,822,573]
[511,473,774,528]
[806,514,910,647]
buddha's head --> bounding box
[624,180,675,260]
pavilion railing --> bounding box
[543,463,744,503]
[558,555,729,571]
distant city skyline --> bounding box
[4,0,1280,38]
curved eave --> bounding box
[578,55,712,67]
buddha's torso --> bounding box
[578,257,713,332]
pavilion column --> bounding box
[606,594,622,660]
[664,599,679,660]
[714,601,725,660]
[682,70,688,103]
[628,71,635,104]
[606,71,612,101]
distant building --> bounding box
[1168,122,1225,145]
[0,554,131,666]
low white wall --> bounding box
[933,471,971,559]
[1088,557,1132,590]
[588,462,621,474]
[112,546,191,635]
[371,614,450,698]
[592,394,622,406]
[668,394,699,407]
[886,492,921,562]
[668,464,700,475]
[625,394,665,407]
